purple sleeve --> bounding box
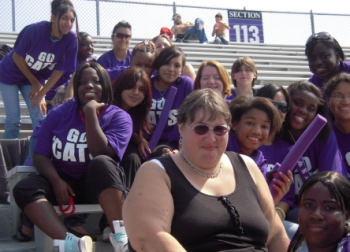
[255,151,268,177]
[316,132,345,175]
[97,51,111,68]
[180,75,194,94]
[34,108,61,156]
[13,24,33,57]
[55,32,78,72]
[308,75,325,89]
[103,106,133,161]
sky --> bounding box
[124,0,350,45]
[154,0,349,14]
[1,0,350,46]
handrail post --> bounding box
[173,1,176,16]
[11,0,16,32]
[310,10,315,34]
[96,0,100,35]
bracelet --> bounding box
[275,206,286,220]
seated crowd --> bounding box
[1,0,350,251]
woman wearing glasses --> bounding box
[97,21,132,81]
[256,83,290,123]
[306,32,349,89]
[324,73,350,176]
[123,89,289,252]
[260,81,344,224]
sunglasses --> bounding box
[114,33,131,39]
[135,40,155,53]
[307,32,333,44]
[272,101,289,114]
[191,124,229,136]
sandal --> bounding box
[13,225,33,242]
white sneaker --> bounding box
[53,232,93,252]
[102,226,112,242]
[79,235,93,252]
[109,220,129,252]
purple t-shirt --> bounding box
[97,50,131,81]
[0,21,77,85]
[309,61,350,89]
[334,126,350,177]
[226,131,268,176]
[149,75,193,149]
[260,132,344,207]
[34,99,132,179]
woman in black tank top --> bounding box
[123,89,290,251]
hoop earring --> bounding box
[344,221,350,233]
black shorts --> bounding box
[13,155,128,209]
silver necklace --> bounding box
[180,152,222,179]
[288,130,297,143]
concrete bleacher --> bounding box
[0,32,346,141]
[0,31,348,251]
[0,31,323,138]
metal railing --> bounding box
[1,0,350,46]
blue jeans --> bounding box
[0,82,44,139]
[184,18,208,43]
[214,35,229,45]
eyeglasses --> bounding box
[135,40,155,53]
[272,101,289,114]
[191,124,229,136]
[114,33,131,39]
[331,93,350,101]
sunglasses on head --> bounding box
[272,101,289,114]
[114,33,131,39]
[307,32,333,43]
[191,124,229,136]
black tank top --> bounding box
[158,152,269,252]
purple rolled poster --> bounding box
[270,114,327,197]
[279,114,327,174]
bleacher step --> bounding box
[0,203,114,252]
[0,238,35,252]
[0,130,33,138]
[0,237,114,252]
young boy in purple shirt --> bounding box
[0,0,78,138]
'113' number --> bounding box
[232,25,260,43]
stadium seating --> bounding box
[0,31,349,251]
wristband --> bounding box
[275,206,286,220]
